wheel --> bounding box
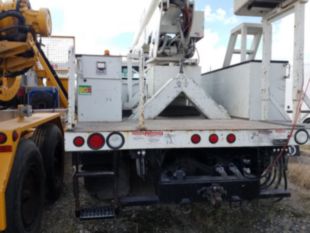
[5,139,45,233]
[32,123,64,202]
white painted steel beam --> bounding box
[261,19,272,121]
[131,73,231,120]
[68,47,76,129]
[261,0,308,120]
[292,1,306,118]
[223,23,263,67]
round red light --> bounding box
[73,136,85,147]
[209,134,219,144]
[227,134,236,144]
[191,134,201,144]
[88,133,105,150]
[0,133,7,144]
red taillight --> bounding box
[209,134,219,144]
[227,134,236,144]
[0,133,7,144]
[73,136,85,147]
[88,133,105,150]
[191,134,201,144]
[0,145,12,153]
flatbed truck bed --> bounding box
[73,118,292,132]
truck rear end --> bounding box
[65,54,309,220]
[65,0,309,221]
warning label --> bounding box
[78,85,92,95]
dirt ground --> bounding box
[41,152,310,233]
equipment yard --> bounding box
[1,1,310,233]
[42,152,310,233]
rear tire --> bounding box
[32,123,64,202]
[5,139,45,233]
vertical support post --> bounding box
[127,54,133,104]
[113,151,119,208]
[249,34,262,60]
[72,153,81,216]
[68,47,76,129]
[138,49,146,129]
[223,32,237,67]
[292,1,306,118]
[261,19,272,120]
[241,26,248,62]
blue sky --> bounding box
[32,0,309,71]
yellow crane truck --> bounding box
[0,1,67,232]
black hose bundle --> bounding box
[0,10,30,41]
[260,154,288,195]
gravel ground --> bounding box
[41,154,310,233]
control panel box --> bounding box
[189,11,204,39]
[77,55,122,122]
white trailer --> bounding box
[65,0,309,220]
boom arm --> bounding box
[133,0,204,63]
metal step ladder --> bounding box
[223,23,263,68]
[72,152,119,220]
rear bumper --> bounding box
[65,128,301,152]
[158,175,260,203]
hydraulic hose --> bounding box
[0,11,28,41]
[0,10,25,26]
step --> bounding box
[79,206,115,220]
[120,195,159,206]
[75,171,115,178]
[259,189,291,199]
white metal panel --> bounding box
[203,63,251,119]
[202,61,288,121]
[78,80,122,122]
